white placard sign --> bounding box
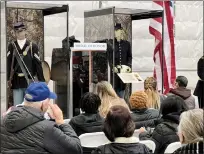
[73,43,107,51]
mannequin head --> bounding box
[14,22,26,40]
[115,29,123,41]
[15,29,26,40]
[114,23,127,41]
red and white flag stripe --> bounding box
[150,0,176,94]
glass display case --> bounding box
[84,7,163,104]
[1,1,69,117]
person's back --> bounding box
[1,82,82,154]
[93,141,151,154]
[131,108,160,129]
[139,95,188,154]
[69,92,104,136]
[92,106,151,154]
[169,87,195,109]
[1,106,81,154]
[129,91,160,129]
[69,113,104,136]
[173,109,204,154]
[168,76,195,109]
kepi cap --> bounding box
[24,82,57,102]
[115,23,122,30]
[14,22,26,31]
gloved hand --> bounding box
[113,67,119,73]
[120,65,131,73]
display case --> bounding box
[1,1,69,116]
[84,7,163,103]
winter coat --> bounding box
[131,108,160,129]
[92,137,151,154]
[168,87,195,109]
[69,113,104,136]
[1,106,82,154]
[139,112,180,154]
[173,141,204,154]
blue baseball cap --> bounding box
[24,82,57,102]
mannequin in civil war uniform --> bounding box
[95,23,132,99]
[108,23,132,98]
[7,22,45,106]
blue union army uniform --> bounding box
[7,40,45,88]
[7,22,45,105]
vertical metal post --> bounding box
[69,49,73,119]
[112,7,115,88]
[42,10,45,61]
[3,1,8,111]
[161,10,164,94]
[66,5,72,118]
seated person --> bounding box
[69,92,104,136]
[139,95,188,154]
[173,109,203,154]
[168,76,195,109]
[92,105,151,154]
[1,82,82,154]
[95,81,130,117]
[144,77,166,109]
[129,91,160,129]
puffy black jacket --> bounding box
[139,113,180,154]
[131,108,160,129]
[69,113,104,136]
[1,106,82,154]
[92,142,151,154]
[173,141,204,154]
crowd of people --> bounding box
[1,75,203,154]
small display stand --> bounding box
[69,43,107,118]
[117,73,144,83]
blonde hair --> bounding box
[144,77,160,109]
[178,109,203,144]
[96,81,129,117]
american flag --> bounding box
[149,0,176,94]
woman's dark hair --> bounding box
[103,105,135,142]
[160,95,188,115]
[80,92,101,114]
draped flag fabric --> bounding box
[149,0,176,94]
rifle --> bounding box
[8,49,15,88]
[7,47,15,108]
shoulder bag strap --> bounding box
[11,42,35,83]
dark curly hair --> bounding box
[80,92,101,114]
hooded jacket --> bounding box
[169,87,195,109]
[1,106,82,154]
[139,112,180,154]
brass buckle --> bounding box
[18,73,25,77]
